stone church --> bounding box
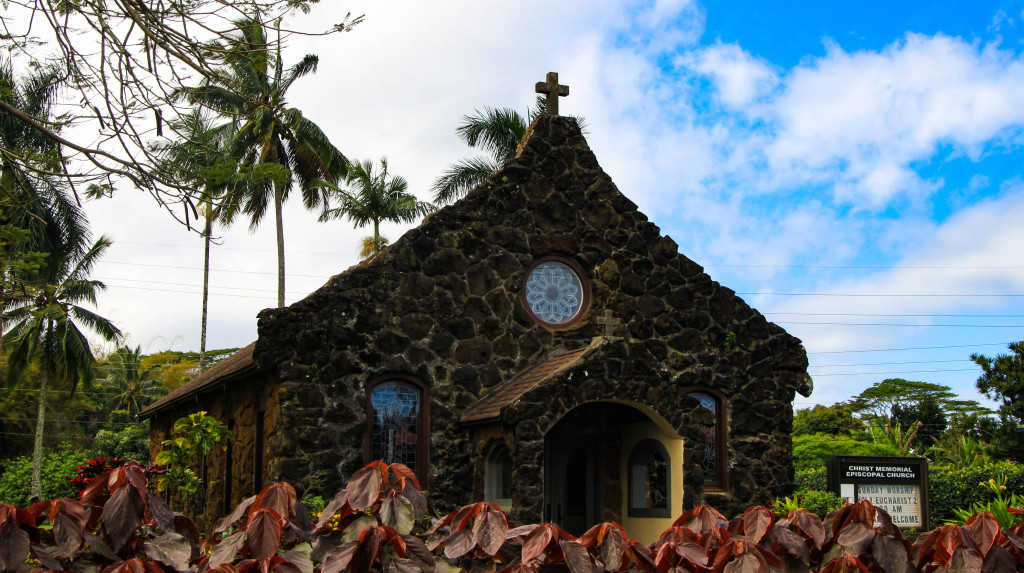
[142,85,812,538]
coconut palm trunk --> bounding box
[274,183,285,308]
[30,322,52,501]
[31,367,47,501]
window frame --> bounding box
[682,387,728,492]
[626,438,672,518]
[484,441,514,509]
[520,255,591,330]
[364,374,430,485]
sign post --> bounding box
[827,456,929,529]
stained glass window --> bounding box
[525,261,584,324]
[369,381,420,472]
[688,392,719,485]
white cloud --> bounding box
[765,188,1024,405]
[688,42,779,107]
[761,34,1024,208]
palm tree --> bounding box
[320,158,436,259]
[153,110,285,369]
[177,16,347,308]
[3,235,122,500]
[97,346,168,416]
[0,57,89,355]
[431,98,584,205]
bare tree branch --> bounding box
[0,0,362,227]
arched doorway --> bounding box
[544,401,682,538]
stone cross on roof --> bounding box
[535,71,569,117]
[594,309,622,337]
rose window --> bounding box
[524,261,585,325]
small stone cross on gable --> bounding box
[594,309,622,337]
[535,71,569,117]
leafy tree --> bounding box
[154,111,285,368]
[849,378,957,421]
[971,341,1024,461]
[791,434,903,473]
[320,158,436,258]
[792,403,864,436]
[431,98,585,204]
[892,399,946,450]
[97,346,169,416]
[2,236,122,500]
[177,16,348,307]
[0,57,89,356]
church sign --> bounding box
[827,456,929,529]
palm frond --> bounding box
[457,107,528,163]
[430,156,499,204]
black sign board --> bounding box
[827,456,929,529]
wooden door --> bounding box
[545,436,602,535]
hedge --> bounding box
[929,461,1024,526]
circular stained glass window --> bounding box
[524,260,587,325]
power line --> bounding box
[811,368,979,377]
[98,276,314,296]
[114,241,358,257]
[741,292,1024,298]
[109,248,1024,270]
[767,312,1024,318]
[102,283,277,301]
[806,342,1011,354]
[100,260,333,279]
[809,359,974,368]
[777,321,1024,328]
[0,417,137,426]
[0,431,103,440]
[712,264,1024,270]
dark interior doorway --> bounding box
[544,402,651,534]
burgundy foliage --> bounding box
[0,460,1022,572]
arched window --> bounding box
[484,442,513,509]
[367,378,427,478]
[627,439,671,517]
[687,390,726,490]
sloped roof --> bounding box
[460,344,593,424]
[139,342,256,418]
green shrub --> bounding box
[89,423,150,462]
[0,443,87,505]
[793,434,902,472]
[928,461,1024,528]
[795,467,827,491]
[301,494,325,515]
[773,489,846,518]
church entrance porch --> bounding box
[543,401,683,540]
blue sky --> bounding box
[82,0,1024,410]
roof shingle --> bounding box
[461,345,591,424]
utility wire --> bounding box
[110,243,1024,270]
[777,321,1024,328]
[740,292,1024,298]
[809,359,974,368]
[806,342,1011,354]
[810,368,980,376]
